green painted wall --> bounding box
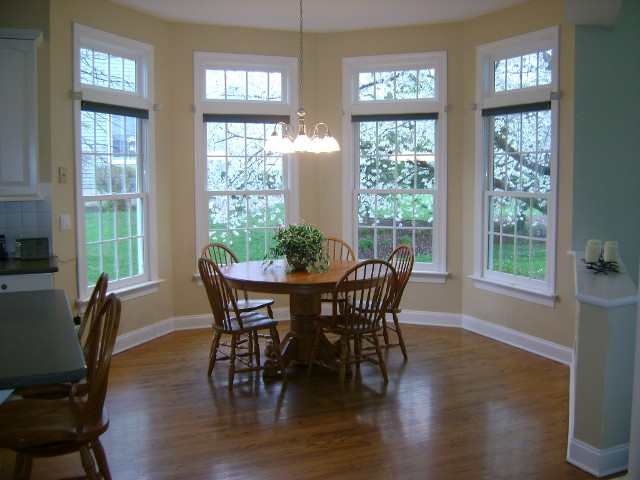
[573,0,640,286]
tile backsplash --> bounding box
[0,183,53,257]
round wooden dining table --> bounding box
[219,258,360,368]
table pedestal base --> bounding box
[278,293,338,368]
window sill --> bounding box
[410,270,448,284]
[468,275,557,307]
[76,279,165,310]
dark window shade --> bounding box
[481,101,551,117]
[81,100,149,119]
[203,113,290,124]
[351,112,438,123]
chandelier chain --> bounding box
[299,0,304,110]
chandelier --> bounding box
[264,0,340,154]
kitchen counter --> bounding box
[0,256,58,275]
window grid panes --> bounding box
[356,119,436,263]
[205,69,283,102]
[485,108,551,281]
[80,47,137,93]
[80,110,146,285]
[206,121,285,261]
[358,68,436,101]
[493,49,552,93]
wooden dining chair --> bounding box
[382,244,414,360]
[198,257,287,390]
[307,259,397,387]
[13,272,109,400]
[321,237,356,304]
[201,243,275,318]
[0,293,121,480]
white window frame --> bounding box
[342,52,448,283]
[471,26,559,307]
[73,24,160,302]
[193,52,299,267]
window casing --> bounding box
[73,24,157,300]
[472,27,559,306]
[194,53,299,263]
[343,53,448,281]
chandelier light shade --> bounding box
[265,0,340,154]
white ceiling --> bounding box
[106,0,533,33]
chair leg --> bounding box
[91,439,112,480]
[371,331,389,383]
[79,445,100,480]
[269,326,287,381]
[338,335,349,388]
[252,332,261,367]
[307,327,322,376]
[208,331,222,376]
[382,316,390,348]
[13,453,32,480]
[392,312,408,361]
[228,333,237,390]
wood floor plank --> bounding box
[0,324,615,479]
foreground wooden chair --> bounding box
[0,293,121,480]
[308,259,397,387]
[198,257,287,390]
[201,243,274,318]
[383,244,414,360]
[14,272,109,400]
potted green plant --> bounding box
[264,223,330,273]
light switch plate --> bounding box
[60,214,71,230]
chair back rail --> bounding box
[332,259,397,331]
[198,257,244,330]
[324,237,356,261]
[387,244,414,310]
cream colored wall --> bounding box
[313,23,466,315]
[460,0,576,346]
[15,0,575,346]
[49,0,175,334]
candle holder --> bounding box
[583,252,620,275]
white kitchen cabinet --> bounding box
[0,28,42,199]
[0,273,53,292]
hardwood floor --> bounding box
[0,324,613,479]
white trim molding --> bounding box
[566,438,629,478]
[114,307,572,367]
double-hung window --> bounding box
[73,24,157,300]
[473,27,559,306]
[343,53,448,280]
[194,53,298,262]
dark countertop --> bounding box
[0,256,59,275]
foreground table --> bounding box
[0,289,86,389]
[220,259,359,367]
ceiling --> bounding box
[105,0,533,33]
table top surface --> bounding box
[0,289,86,389]
[220,259,360,295]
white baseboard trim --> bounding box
[567,437,629,477]
[117,307,572,367]
[461,314,573,366]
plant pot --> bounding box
[287,258,308,272]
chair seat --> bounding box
[0,397,109,450]
[316,315,382,335]
[214,311,278,334]
[233,298,274,312]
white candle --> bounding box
[587,239,601,250]
[603,241,618,263]
[585,244,599,263]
